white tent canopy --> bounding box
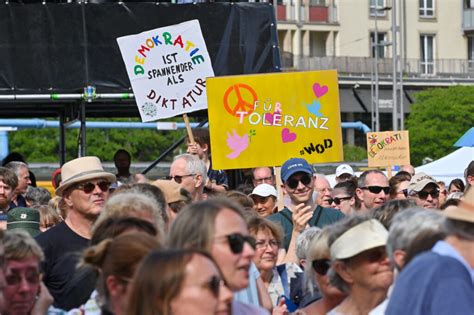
[415,147,474,184]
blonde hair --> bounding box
[95,192,165,237]
[4,229,44,261]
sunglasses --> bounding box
[360,248,387,263]
[397,189,408,197]
[75,181,111,194]
[360,186,390,194]
[219,233,256,254]
[286,174,312,190]
[417,189,439,200]
[329,196,352,205]
[312,259,330,275]
[203,275,221,298]
[6,270,41,286]
[166,174,195,184]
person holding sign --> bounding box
[186,128,228,195]
[268,158,344,252]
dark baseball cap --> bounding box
[281,158,314,182]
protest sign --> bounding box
[207,70,343,170]
[367,131,410,167]
[117,20,214,122]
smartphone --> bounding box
[279,295,298,313]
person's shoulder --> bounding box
[35,221,67,244]
[319,206,345,219]
[232,300,270,315]
[268,208,291,222]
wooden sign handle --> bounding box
[387,166,392,179]
[183,114,195,144]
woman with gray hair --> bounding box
[301,227,346,315]
[326,215,393,315]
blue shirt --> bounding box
[431,240,474,284]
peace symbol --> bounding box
[223,83,258,117]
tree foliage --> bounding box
[343,144,367,162]
[406,86,474,166]
[8,118,186,162]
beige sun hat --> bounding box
[152,179,189,204]
[55,156,116,196]
[443,188,474,223]
[330,219,388,260]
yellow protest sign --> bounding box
[207,70,343,170]
[367,131,410,167]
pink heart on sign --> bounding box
[281,128,297,143]
[313,83,328,98]
[264,110,281,124]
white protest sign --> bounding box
[117,20,214,122]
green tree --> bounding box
[8,118,186,162]
[343,144,367,162]
[406,86,474,166]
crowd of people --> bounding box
[0,127,472,315]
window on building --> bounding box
[370,32,387,58]
[310,0,326,6]
[420,34,435,75]
[465,0,474,9]
[419,0,435,18]
[370,0,386,17]
[468,36,474,70]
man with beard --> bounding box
[0,168,17,214]
[36,156,115,309]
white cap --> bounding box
[330,219,388,260]
[250,184,278,198]
[335,164,354,177]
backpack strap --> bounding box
[309,206,323,227]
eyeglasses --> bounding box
[203,275,221,298]
[285,174,312,190]
[416,189,439,200]
[75,181,111,194]
[329,196,352,205]
[255,239,279,250]
[360,186,390,195]
[397,189,408,197]
[312,259,330,275]
[166,174,195,184]
[359,248,387,263]
[254,176,273,184]
[6,269,41,286]
[216,233,256,254]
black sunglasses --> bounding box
[203,275,221,298]
[286,174,312,190]
[397,188,408,197]
[417,189,439,200]
[312,259,330,276]
[361,186,390,194]
[225,233,256,254]
[166,174,195,184]
[329,196,352,205]
[75,181,111,194]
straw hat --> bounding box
[443,188,474,223]
[55,156,116,196]
[152,179,189,204]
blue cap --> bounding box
[281,158,314,182]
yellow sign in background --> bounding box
[207,70,343,170]
[367,131,410,167]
